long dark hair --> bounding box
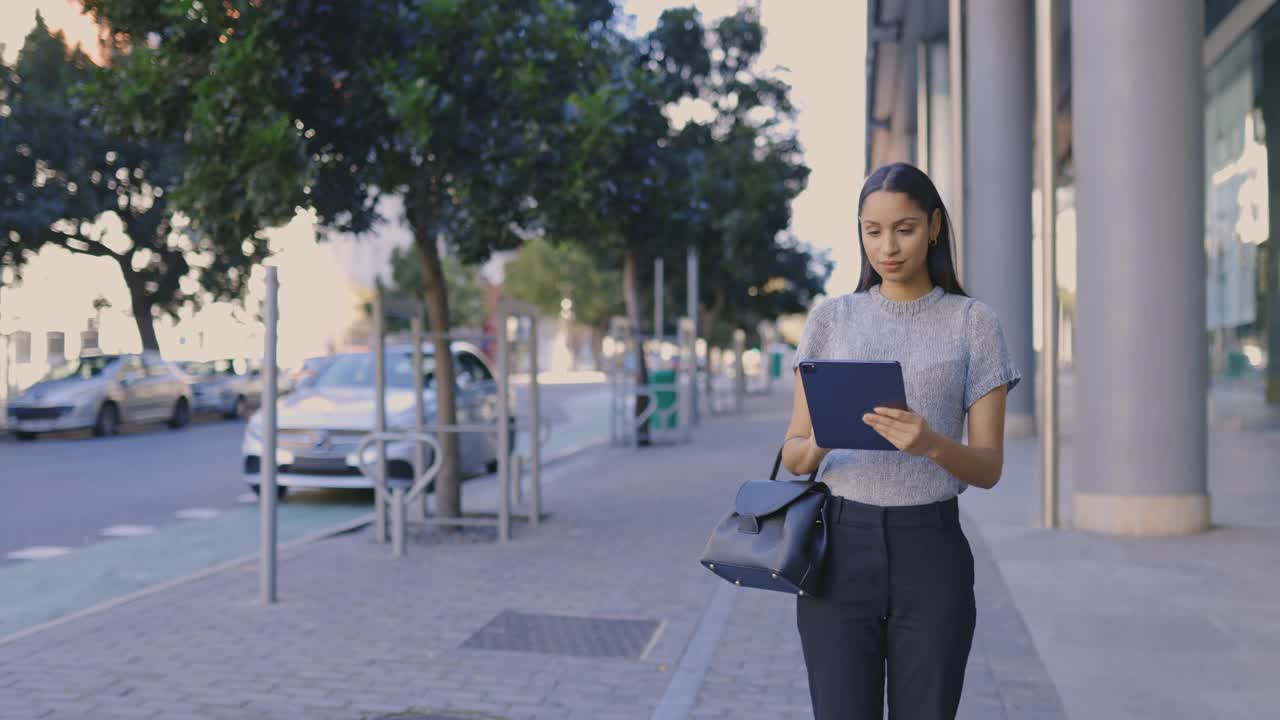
[855,162,966,296]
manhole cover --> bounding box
[461,610,660,659]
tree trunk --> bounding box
[621,249,650,444]
[119,265,161,352]
[407,195,463,519]
[589,325,604,371]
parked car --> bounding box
[284,355,338,394]
[241,341,513,498]
[179,358,263,419]
[5,352,193,441]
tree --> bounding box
[501,237,623,366]
[668,120,829,348]
[388,246,487,331]
[0,15,269,352]
[547,7,824,404]
[84,0,615,517]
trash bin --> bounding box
[648,368,678,430]
[1227,351,1248,378]
[769,349,783,379]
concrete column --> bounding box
[1071,1,1208,535]
[964,0,1036,436]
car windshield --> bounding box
[310,351,435,390]
[42,355,121,382]
[182,359,242,377]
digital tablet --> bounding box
[798,360,908,452]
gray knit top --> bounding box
[792,285,1021,506]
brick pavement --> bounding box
[0,389,1060,720]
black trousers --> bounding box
[796,496,976,720]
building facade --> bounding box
[866,0,1280,535]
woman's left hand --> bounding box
[862,407,938,457]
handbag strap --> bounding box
[771,447,819,482]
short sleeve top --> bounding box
[792,285,1021,506]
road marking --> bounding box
[235,493,258,505]
[175,508,221,521]
[6,546,71,561]
[99,525,155,538]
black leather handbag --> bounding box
[699,447,831,597]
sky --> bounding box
[0,0,867,380]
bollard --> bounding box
[391,485,406,558]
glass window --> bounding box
[43,355,123,382]
[1204,4,1280,421]
[456,351,494,382]
[312,352,436,390]
[1207,0,1248,37]
[119,356,145,379]
[145,357,174,377]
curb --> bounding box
[0,440,611,649]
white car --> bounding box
[242,341,512,498]
[5,352,193,440]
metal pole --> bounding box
[678,317,694,443]
[391,486,406,557]
[411,312,427,522]
[949,0,967,284]
[654,257,665,346]
[496,307,511,543]
[686,247,699,425]
[259,266,279,605]
[373,285,388,543]
[528,313,541,527]
[1036,0,1059,529]
[733,329,746,414]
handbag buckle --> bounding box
[737,513,761,534]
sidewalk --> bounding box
[2,380,1273,720]
[965,426,1280,720]
[0,387,1061,720]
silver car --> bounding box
[241,341,511,498]
[180,358,263,419]
[5,352,193,441]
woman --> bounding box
[782,162,1020,720]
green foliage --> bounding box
[389,245,487,330]
[544,5,829,341]
[0,13,269,350]
[502,237,622,330]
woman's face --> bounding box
[859,191,941,284]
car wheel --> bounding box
[168,398,191,429]
[251,484,288,501]
[225,395,248,420]
[14,431,38,441]
[93,403,120,437]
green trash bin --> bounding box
[648,369,678,430]
[769,349,783,379]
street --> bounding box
[0,417,252,563]
[0,381,611,639]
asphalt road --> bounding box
[0,381,606,564]
[0,415,254,563]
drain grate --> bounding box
[461,610,660,659]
